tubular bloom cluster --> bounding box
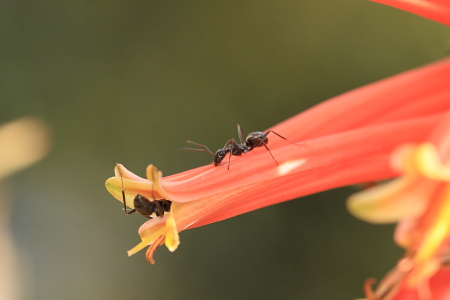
[105,0,450,298]
[349,127,450,299]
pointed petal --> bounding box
[127,217,167,256]
[165,213,180,252]
[105,176,155,208]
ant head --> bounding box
[245,131,268,150]
[214,148,227,166]
[214,149,227,166]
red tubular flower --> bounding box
[349,113,450,299]
[106,56,450,263]
[346,1,450,299]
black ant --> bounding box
[117,165,171,219]
[180,124,293,169]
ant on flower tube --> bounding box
[180,124,295,169]
[117,165,171,219]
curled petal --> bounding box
[127,217,167,257]
[392,143,450,180]
[145,164,167,198]
[114,163,147,181]
[105,176,155,209]
[347,176,433,223]
[348,141,450,224]
[105,164,167,208]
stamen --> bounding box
[145,235,165,264]
[363,278,380,300]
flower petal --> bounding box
[349,137,450,226]
[165,212,180,252]
[409,185,450,284]
[105,164,167,208]
[392,143,450,180]
[347,176,433,223]
[105,176,155,208]
[127,217,167,256]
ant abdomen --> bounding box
[245,131,269,150]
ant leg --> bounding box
[237,124,246,144]
[228,138,245,155]
[260,130,299,166]
[221,138,233,150]
[217,139,233,169]
[117,164,133,215]
[261,143,278,166]
[125,208,137,215]
[179,140,215,157]
[262,130,287,141]
[121,189,129,214]
[264,130,302,146]
[153,200,164,217]
[227,140,234,170]
[226,138,245,170]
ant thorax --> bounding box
[230,143,248,155]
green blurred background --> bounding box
[1,0,449,299]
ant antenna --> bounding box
[179,140,215,157]
[237,124,246,144]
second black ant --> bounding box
[180,124,295,169]
[117,165,171,219]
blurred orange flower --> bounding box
[348,0,450,299]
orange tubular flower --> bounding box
[106,55,450,264]
[346,0,450,299]
[349,114,450,299]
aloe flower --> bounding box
[106,52,450,264]
[349,115,450,299]
[345,0,450,299]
